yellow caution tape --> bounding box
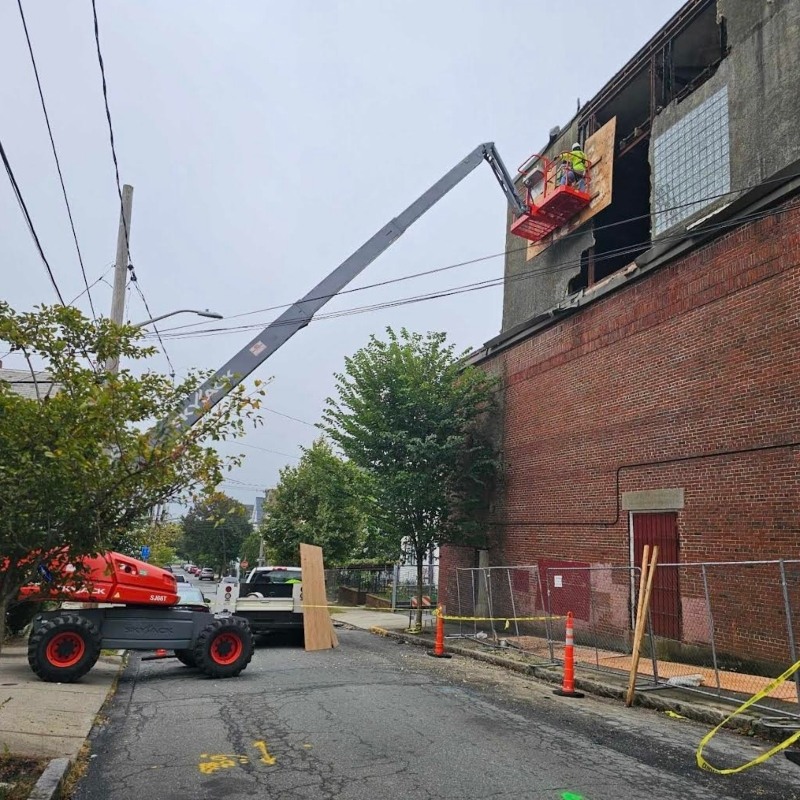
[696,658,800,774]
[433,609,564,623]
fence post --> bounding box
[506,568,520,638]
[391,563,399,612]
[779,560,800,709]
[701,564,722,696]
[545,569,555,663]
[484,569,497,640]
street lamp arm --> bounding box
[131,309,223,329]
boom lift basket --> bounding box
[510,152,592,243]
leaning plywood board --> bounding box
[526,116,617,261]
[300,543,339,651]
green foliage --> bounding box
[114,520,182,567]
[239,531,262,566]
[260,438,369,566]
[0,303,263,644]
[322,328,498,622]
[182,492,253,575]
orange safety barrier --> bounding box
[553,611,584,698]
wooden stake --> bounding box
[626,545,659,707]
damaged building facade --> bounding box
[441,0,800,667]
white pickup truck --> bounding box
[214,567,304,636]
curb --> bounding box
[369,625,774,740]
[28,758,70,800]
[27,651,127,800]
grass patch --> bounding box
[0,753,47,800]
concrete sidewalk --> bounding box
[330,607,420,631]
[0,639,122,759]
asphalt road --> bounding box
[74,620,800,800]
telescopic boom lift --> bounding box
[164,143,528,436]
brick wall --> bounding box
[443,198,800,663]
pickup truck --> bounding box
[213,567,303,636]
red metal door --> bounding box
[632,512,680,640]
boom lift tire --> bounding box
[174,648,197,667]
[192,616,253,679]
[28,613,101,683]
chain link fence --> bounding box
[544,565,658,684]
[324,564,438,610]
[444,558,800,720]
[450,566,553,662]
[645,560,800,717]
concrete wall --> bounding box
[501,120,591,331]
[444,197,800,662]
[651,0,800,234]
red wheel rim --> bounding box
[46,632,86,668]
[210,632,243,665]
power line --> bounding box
[17,0,96,319]
[143,199,799,343]
[218,440,302,459]
[68,264,114,305]
[263,407,316,427]
[90,0,176,375]
[131,280,177,378]
[0,136,65,304]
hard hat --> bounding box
[572,142,582,150]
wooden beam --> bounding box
[626,545,659,707]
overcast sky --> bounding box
[1,0,684,508]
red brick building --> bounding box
[441,0,800,665]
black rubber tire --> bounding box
[174,648,197,667]
[27,614,101,683]
[193,616,253,679]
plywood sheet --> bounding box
[300,543,339,651]
[525,116,617,260]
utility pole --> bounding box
[106,184,134,374]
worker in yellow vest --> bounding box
[559,142,588,192]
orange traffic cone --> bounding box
[141,648,171,661]
[427,606,452,659]
[553,611,584,698]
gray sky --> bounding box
[1,0,684,506]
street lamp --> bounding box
[131,309,223,329]
[106,310,223,373]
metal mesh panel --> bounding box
[452,566,552,661]
[653,86,730,234]
[544,565,658,683]
[648,561,800,717]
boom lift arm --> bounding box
[164,143,527,436]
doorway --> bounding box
[632,512,680,639]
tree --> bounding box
[118,520,183,567]
[239,531,262,570]
[260,438,369,566]
[0,303,263,650]
[182,493,253,576]
[322,328,498,629]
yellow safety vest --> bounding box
[563,149,588,174]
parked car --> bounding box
[189,566,201,576]
[174,574,187,583]
[175,583,210,610]
[199,567,215,581]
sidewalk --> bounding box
[0,639,122,759]
[330,606,421,632]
